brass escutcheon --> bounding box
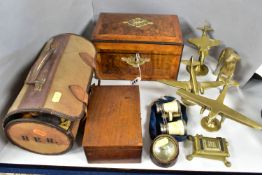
[121,53,150,68]
[123,17,153,28]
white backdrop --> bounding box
[0,0,261,164]
[0,0,94,150]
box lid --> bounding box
[92,13,183,45]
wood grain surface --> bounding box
[92,13,183,80]
[95,52,181,80]
[92,13,183,44]
[82,86,142,163]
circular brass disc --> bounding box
[201,117,221,132]
[186,65,209,76]
[5,119,72,155]
[150,134,179,167]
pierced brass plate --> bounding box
[123,17,153,28]
[121,53,150,68]
[187,134,231,167]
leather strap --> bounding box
[19,35,70,109]
[69,85,89,105]
[79,52,95,69]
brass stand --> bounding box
[187,24,220,76]
[201,116,221,132]
[186,64,209,76]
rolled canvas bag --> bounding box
[3,33,96,155]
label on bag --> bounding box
[33,128,47,137]
[52,91,62,102]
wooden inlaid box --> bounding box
[92,13,184,80]
[82,86,142,163]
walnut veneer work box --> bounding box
[82,86,142,163]
[92,13,184,80]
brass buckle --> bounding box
[34,78,46,91]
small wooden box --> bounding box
[82,86,143,163]
[92,13,183,80]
